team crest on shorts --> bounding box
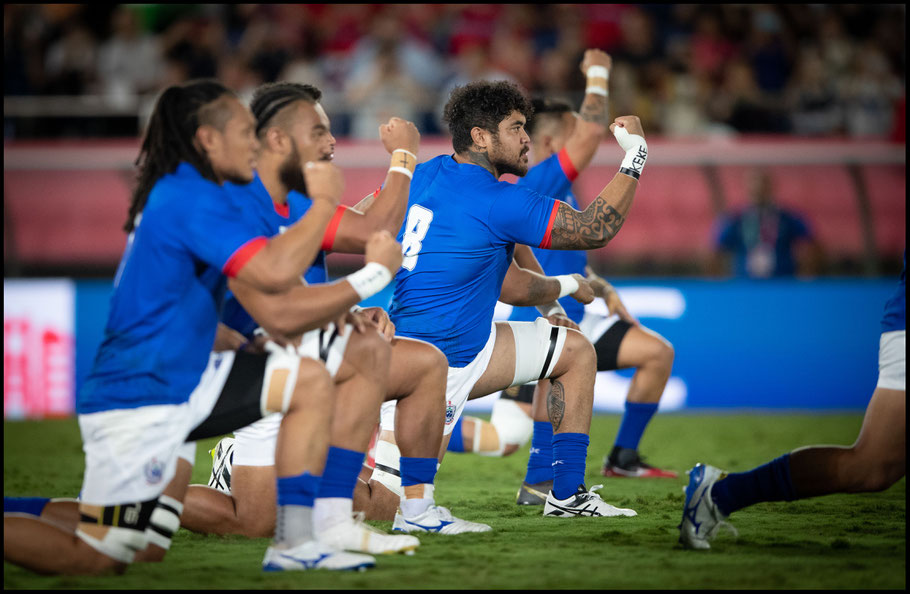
[144,458,165,485]
[445,401,456,425]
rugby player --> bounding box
[3,80,390,574]
[680,254,906,549]
[179,82,487,541]
[446,53,677,507]
[371,68,651,523]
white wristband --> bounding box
[347,262,393,301]
[388,167,413,179]
[555,274,579,299]
[393,148,418,161]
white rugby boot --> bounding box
[392,505,492,534]
[262,539,375,572]
[207,437,235,495]
[318,512,419,555]
[678,463,738,550]
[543,484,637,518]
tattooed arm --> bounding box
[548,116,644,250]
[563,49,612,172]
[498,257,564,306]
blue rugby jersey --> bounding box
[219,173,349,338]
[509,149,589,324]
[881,251,906,333]
[388,155,560,366]
[79,162,268,414]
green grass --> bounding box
[4,413,905,589]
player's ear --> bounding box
[263,126,287,154]
[470,126,490,151]
[194,124,221,155]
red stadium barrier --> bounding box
[4,137,904,269]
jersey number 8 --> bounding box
[401,204,434,271]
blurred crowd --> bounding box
[4,3,906,140]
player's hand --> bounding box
[569,273,595,304]
[547,313,580,331]
[303,161,344,207]
[212,323,247,352]
[609,115,645,140]
[360,306,395,341]
[241,334,271,355]
[365,230,403,272]
[379,117,420,156]
[604,290,639,327]
[580,49,612,74]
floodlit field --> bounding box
[4,413,905,590]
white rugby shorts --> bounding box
[877,330,905,391]
[232,323,352,466]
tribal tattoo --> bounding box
[579,94,609,128]
[467,148,495,176]
[547,380,566,431]
[550,201,626,249]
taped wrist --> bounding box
[555,275,580,298]
[346,262,392,300]
[585,65,609,97]
[613,127,648,180]
[389,149,417,180]
[537,301,566,319]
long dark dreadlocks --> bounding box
[124,79,235,232]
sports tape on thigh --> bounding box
[509,318,567,386]
[261,342,301,415]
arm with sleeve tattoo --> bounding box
[548,116,644,250]
[563,49,612,172]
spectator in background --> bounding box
[711,168,823,278]
[345,39,432,139]
[96,6,162,104]
[840,42,903,138]
[43,19,97,95]
[786,46,843,136]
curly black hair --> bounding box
[443,80,533,154]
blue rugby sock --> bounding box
[447,417,466,453]
[277,471,321,508]
[400,457,438,487]
[614,401,658,451]
[3,496,50,516]
[710,454,796,516]
[523,422,554,485]
[551,432,590,500]
[316,446,365,500]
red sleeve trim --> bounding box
[557,147,579,182]
[320,205,348,252]
[372,186,381,199]
[222,237,267,278]
[538,201,561,249]
[273,201,290,218]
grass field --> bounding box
[3,413,905,590]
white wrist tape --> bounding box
[538,301,566,318]
[585,65,609,96]
[389,149,418,179]
[556,274,579,298]
[347,262,392,300]
[613,126,648,179]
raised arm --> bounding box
[328,118,420,254]
[234,161,342,292]
[548,116,647,250]
[230,230,403,342]
[562,49,612,173]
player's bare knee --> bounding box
[563,330,596,374]
[289,358,334,414]
[239,515,275,539]
[650,339,675,373]
[861,459,905,492]
[349,330,392,380]
[415,342,448,385]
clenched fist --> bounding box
[365,230,404,272]
[303,161,344,207]
[380,117,420,156]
